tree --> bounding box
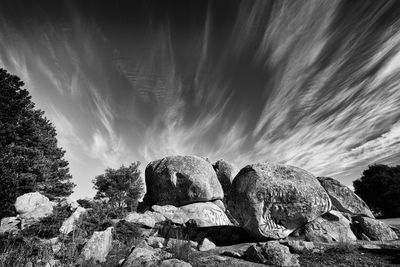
[93,162,144,216]
[353,164,400,218]
[0,68,75,217]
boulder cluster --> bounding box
[1,155,398,266]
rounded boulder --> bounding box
[143,155,224,206]
[227,162,331,239]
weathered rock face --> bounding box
[213,160,238,199]
[123,247,161,267]
[15,192,53,222]
[80,227,113,263]
[227,163,331,239]
[354,216,398,241]
[160,258,192,267]
[144,155,224,206]
[317,177,374,218]
[179,202,232,227]
[0,217,20,234]
[60,206,87,235]
[152,205,189,225]
[244,241,300,266]
[124,212,157,228]
[302,210,357,243]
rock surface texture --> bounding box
[354,216,398,241]
[80,227,113,263]
[317,177,374,218]
[15,192,53,222]
[302,210,357,242]
[179,202,232,227]
[143,155,224,206]
[228,163,331,239]
[0,217,20,234]
[244,241,300,266]
[60,206,87,235]
[213,160,238,199]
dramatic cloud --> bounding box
[1,0,400,197]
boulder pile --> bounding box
[1,155,398,266]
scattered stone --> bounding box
[179,202,232,227]
[122,247,159,267]
[60,206,87,234]
[144,210,166,223]
[360,244,381,250]
[244,241,300,266]
[0,217,20,234]
[354,216,398,241]
[80,227,113,263]
[317,177,374,218]
[303,210,357,243]
[221,250,242,258]
[213,160,238,199]
[228,162,331,239]
[147,236,166,248]
[198,238,216,251]
[15,192,53,223]
[160,258,193,267]
[143,155,224,206]
[286,240,315,253]
[124,212,156,228]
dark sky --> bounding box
[1,0,400,198]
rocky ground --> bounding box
[1,156,399,266]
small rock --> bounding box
[160,258,193,267]
[198,238,216,251]
[221,250,242,258]
[60,206,87,234]
[147,236,165,248]
[244,241,300,266]
[287,240,314,253]
[80,227,113,263]
[124,212,156,228]
[360,244,381,250]
[0,217,20,234]
[123,247,172,267]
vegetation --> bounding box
[0,68,75,218]
[93,162,144,217]
[354,164,400,218]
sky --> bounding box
[1,0,400,199]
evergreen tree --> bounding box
[0,68,75,217]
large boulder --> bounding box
[302,210,357,243]
[353,216,398,241]
[143,155,224,206]
[80,227,113,263]
[213,160,238,199]
[179,202,232,227]
[227,163,331,239]
[15,192,53,223]
[317,177,374,218]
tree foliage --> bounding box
[0,68,75,217]
[93,162,144,216]
[353,164,400,218]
